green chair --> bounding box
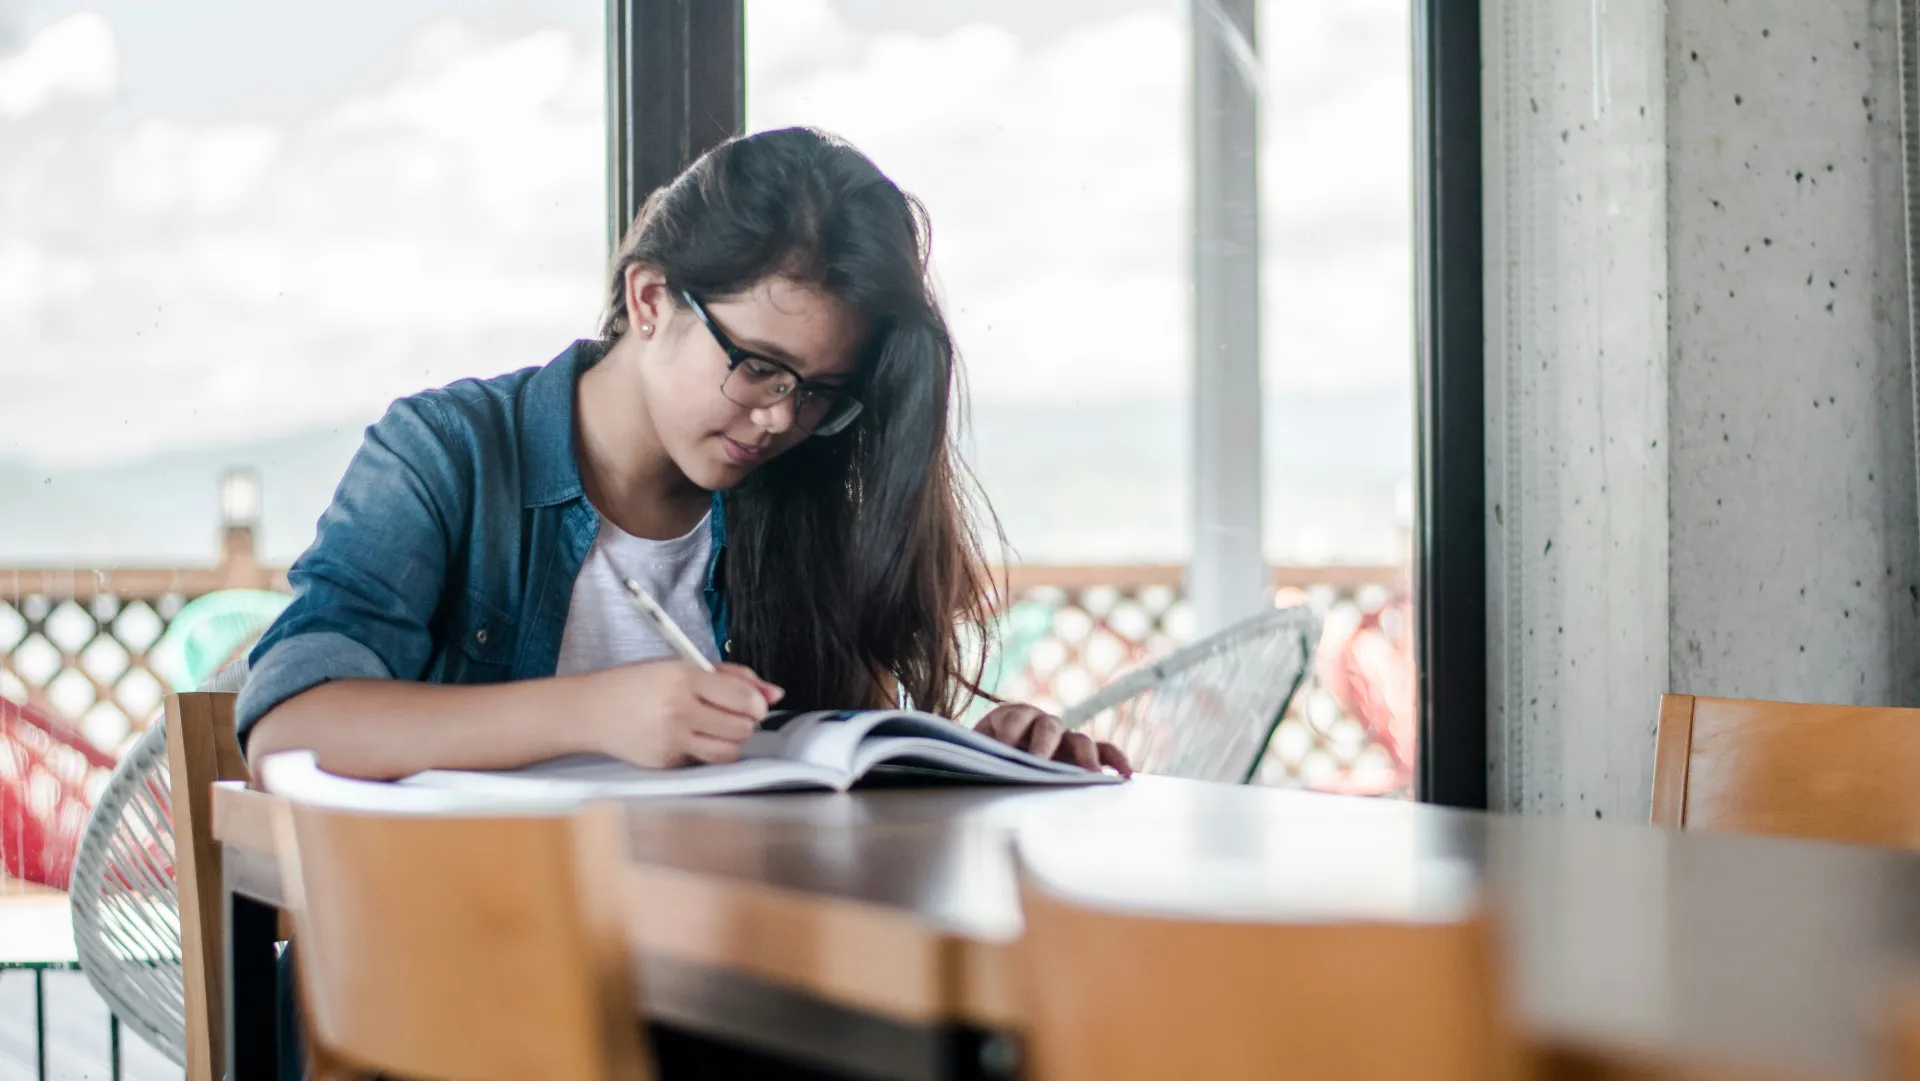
[148,589,289,693]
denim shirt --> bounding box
[235,340,729,746]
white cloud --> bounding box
[1,16,606,467]
[0,239,100,326]
[749,3,1189,400]
[105,120,283,214]
[1,2,1409,469]
[745,0,1413,400]
[0,12,118,120]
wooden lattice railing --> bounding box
[0,534,1411,793]
[0,526,282,755]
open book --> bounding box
[401,709,1123,800]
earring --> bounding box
[640,323,653,336]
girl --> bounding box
[239,127,1130,779]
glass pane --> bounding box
[1,1,605,741]
[750,0,1416,795]
[1260,1,1415,796]
[749,0,1189,565]
[746,0,1192,728]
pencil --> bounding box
[619,577,718,673]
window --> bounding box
[749,0,1416,793]
[0,0,606,751]
[1259,1,1415,794]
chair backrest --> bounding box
[165,691,250,1081]
[272,790,650,1081]
[1013,864,1521,1081]
[69,720,189,1066]
[1060,605,1320,783]
[1652,694,1920,849]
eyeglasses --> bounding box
[678,289,865,437]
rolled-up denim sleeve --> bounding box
[236,395,468,748]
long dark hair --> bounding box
[602,127,1002,716]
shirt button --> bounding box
[475,628,489,645]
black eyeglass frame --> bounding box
[677,288,865,436]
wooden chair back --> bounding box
[164,691,249,1081]
[1013,870,1524,1081]
[272,796,651,1081]
[1652,694,1920,849]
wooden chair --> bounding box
[169,691,250,1081]
[1012,857,1525,1081]
[1652,694,1920,849]
[266,760,650,1081]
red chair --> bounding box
[0,697,116,889]
[1313,592,1415,795]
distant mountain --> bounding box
[963,391,1412,563]
[0,424,366,566]
[0,391,1410,568]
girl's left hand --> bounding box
[975,703,1133,777]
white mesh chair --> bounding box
[67,718,184,1064]
[67,659,252,1069]
[1060,604,1320,784]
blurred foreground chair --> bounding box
[1060,604,1319,783]
[262,751,648,1081]
[1652,694,1920,849]
[1012,844,1523,1081]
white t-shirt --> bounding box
[555,511,721,675]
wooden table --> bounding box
[212,777,1920,1081]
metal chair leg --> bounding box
[34,969,46,1081]
[110,1011,123,1081]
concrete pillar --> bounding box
[1484,0,1672,819]
[1484,0,1920,819]
[1667,0,1920,710]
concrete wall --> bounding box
[1484,0,1920,819]
[1667,0,1920,708]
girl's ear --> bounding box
[624,264,674,336]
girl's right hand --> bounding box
[574,660,784,768]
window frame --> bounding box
[612,0,1493,807]
[1411,0,1488,809]
[606,0,744,247]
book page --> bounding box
[743,710,897,772]
[397,710,1121,801]
[739,710,845,761]
[773,710,1120,784]
[403,754,846,800]
[851,739,1122,785]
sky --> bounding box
[0,0,1412,562]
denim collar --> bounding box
[521,341,729,599]
[520,339,601,509]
